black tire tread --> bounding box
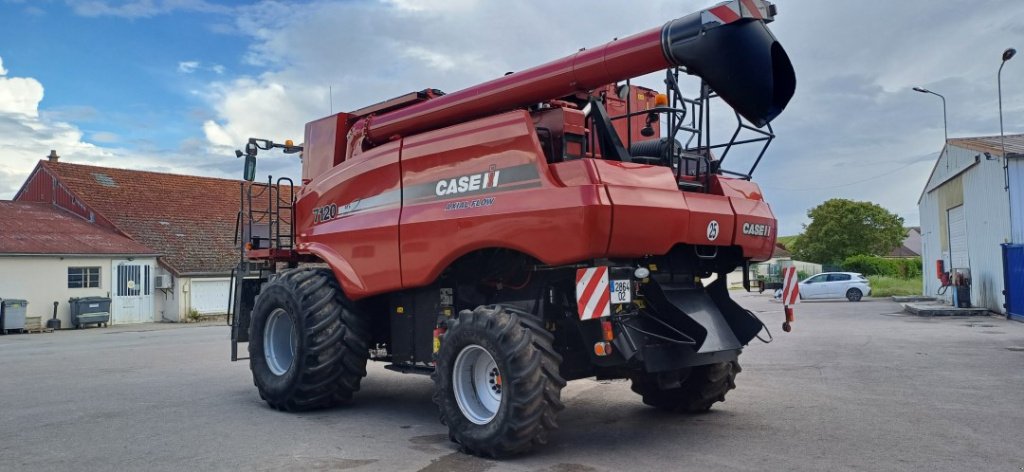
[249,268,370,411]
[432,305,566,458]
[630,360,741,413]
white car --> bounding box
[797,272,871,302]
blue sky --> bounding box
[1,0,1023,235]
[0,1,251,149]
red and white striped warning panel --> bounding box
[703,0,771,26]
[781,266,800,306]
[576,267,611,320]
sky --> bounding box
[0,0,1022,236]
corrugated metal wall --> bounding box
[1010,158,1023,244]
[919,145,1012,312]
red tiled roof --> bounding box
[772,243,792,259]
[0,202,157,256]
[40,161,260,275]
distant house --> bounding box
[889,227,922,258]
[726,243,822,288]
[0,201,158,327]
[11,155,256,323]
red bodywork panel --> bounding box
[290,111,776,300]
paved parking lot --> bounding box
[1,293,1022,471]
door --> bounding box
[190,279,231,314]
[112,261,154,324]
[948,205,969,270]
[800,273,828,299]
[826,273,852,297]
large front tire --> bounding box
[630,360,741,413]
[248,268,370,411]
[432,306,566,457]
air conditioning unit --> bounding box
[154,275,173,289]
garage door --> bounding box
[947,205,969,269]
[190,279,230,315]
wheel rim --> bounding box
[849,290,861,301]
[264,308,297,376]
[452,345,502,425]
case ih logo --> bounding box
[435,169,501,197]
[742,222,772,237]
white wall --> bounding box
[920,185,946,301]
[1010,158,1023,244]
[0,256,112,328]
[920,145,1011,312]
[154,267,183,323]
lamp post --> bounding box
[913,87,948,145]
[999,47,1016,190]
[914,86,949,170]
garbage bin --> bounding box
[69,297,111,329]
[0,299,28,334]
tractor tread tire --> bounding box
[432,305,566,458]
[249,268,370,412]
[630,360,741,413]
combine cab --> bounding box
[229,0,795,457]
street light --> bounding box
[913,86,948,145]
[998,47,1016,190]
[914,86,949,170]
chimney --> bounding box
[47,150,60,163]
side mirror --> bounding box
[243,154,257,182]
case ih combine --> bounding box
[230,0,795,457]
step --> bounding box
[891,296,937,303]
[902,303,993,317]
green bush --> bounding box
[842,255,921,278]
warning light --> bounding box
[601,320,614,342]
[593,341,613,357]
[654,93,669,107]
[285,139,294,147]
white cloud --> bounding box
[0,56,7,76]
[178,60,199,73]
[66,0,233,19]
[91,131,121,143]
[0,55,254,200]
[210,64,225,75]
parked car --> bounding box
[797,272,871,301]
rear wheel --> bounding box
[846,288,863,302]
[249,268,370,411]
[630,360,741,413]
[432,306,566,457]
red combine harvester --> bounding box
[230,0,795,457]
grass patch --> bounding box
[868,276,922,297]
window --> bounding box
[68,267,101,288]
[804,274,827,283]
[828,274,852,282]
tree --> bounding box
[793,199,905,264]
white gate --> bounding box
[947,205,969,270]
[111,260,154,324]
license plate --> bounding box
[610,279,632,304]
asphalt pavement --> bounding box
[1,292,1022,471]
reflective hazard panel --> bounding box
[576,267,611,320]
